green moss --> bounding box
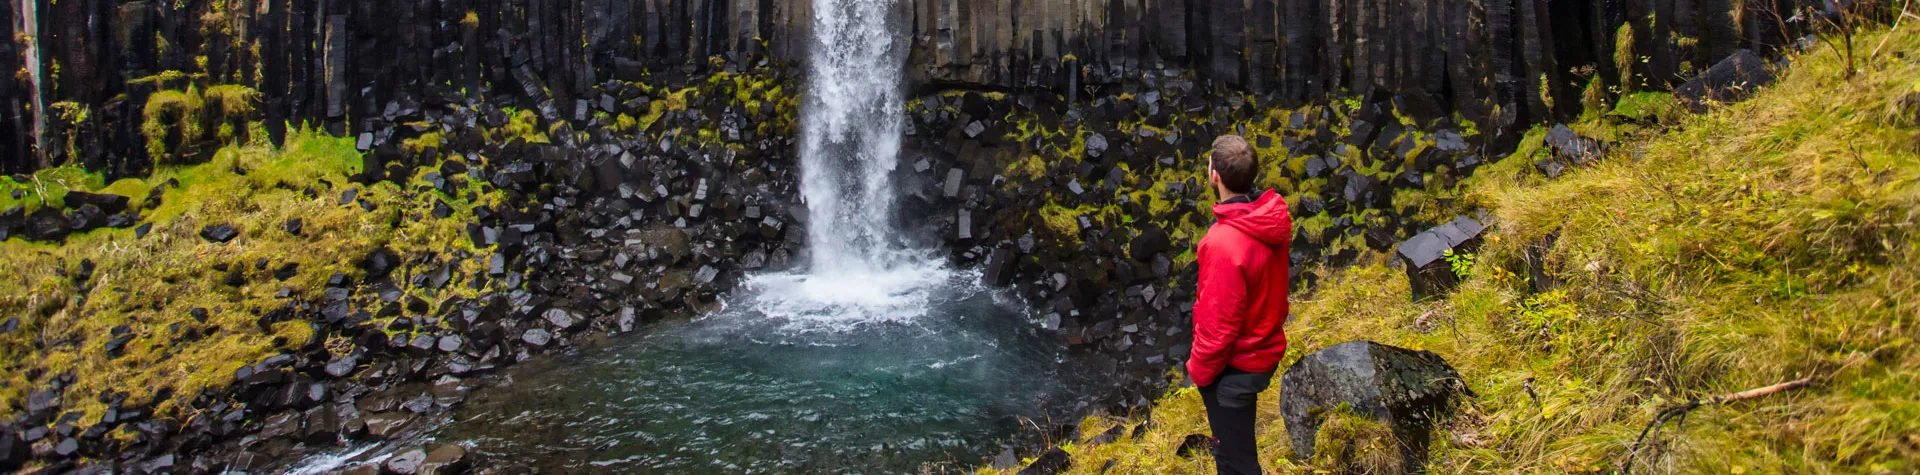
[403,131,447,155]
[0,166,106,212]
[0,126,502,425]
[1310,404,1405,475]
[142,87,204,163]
[1610,92,1677,122]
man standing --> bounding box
[1188,135,1293,475]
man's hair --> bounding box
[1210,135,1258,194]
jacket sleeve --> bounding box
[1186,241,1248,387]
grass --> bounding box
[976,25,1920,475]
[0,128,502,433]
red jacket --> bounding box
[1187,190,1292,387]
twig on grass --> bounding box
[1620,375,1820,474]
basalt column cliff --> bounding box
[6,0,1786,175]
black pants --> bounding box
[1199,368,1273,475]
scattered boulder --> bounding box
[1541,124,1605,173]
[1280,341,1468,474]
[418,444,471,473]
[199,223,240,243]
[1394,215,1487,301]
[1676,49,1775,111]
[63,191,130,215]
[1128,226,1170,262]
[384,447,428,474]
[521,328,552,347]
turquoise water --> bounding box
[430,269,1091,473]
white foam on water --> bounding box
[726,255,959,333]
[282,442,386,475]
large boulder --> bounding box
[1280,341,1468,474]
[1394,215,1486,301]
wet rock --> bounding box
[542,309,577,330]
[991,448,1019,470]
[419,444,471,474]
[1017,446,1072,475]
[521,328,552,347]
[364,413,414,439]
[1676,49,1774,110]
[1279,341,1468,473]
[325,356,359,378]
[385,447,428,474]
[199,223,240,243]
[982,247,1018,287]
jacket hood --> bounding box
[1212,190,1292,247]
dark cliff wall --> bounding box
[3,0,1803,175]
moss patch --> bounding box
[0,127,502,426]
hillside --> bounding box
[979,24,1920,475]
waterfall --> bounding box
[798,0,907,276]
[736,0,953,327]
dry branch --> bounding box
[1620,375,1820,474]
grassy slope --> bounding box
[980,26,1920,474]
[0,128,500,430]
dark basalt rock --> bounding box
[521,328,552,347]
[199,223,240,243]
[384,447,428,474]
[419,444,471,473]
[325,356,359,378]
[1395,215,1487,301]
[1676,49,1775,111]
[24,207,71,242]
[1175,433,1213,458]
[0,427,24,472]
[63,192,130,215]
[1016,446,1072,475]
[361,247,400,279]
[981,247,1018,287]
[1279,341,1468,474]
[1128,226,1170,262]
[284,217,304,236]
[1543,124,1605,171]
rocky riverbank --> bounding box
[0,63,813,473]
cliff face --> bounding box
[2,0,1798,175]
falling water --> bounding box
[799,0,908,276]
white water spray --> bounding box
[799,0,909,276]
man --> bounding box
[1188,134,1293,475]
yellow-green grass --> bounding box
[0,128,503,436]
[978,25,1920,475]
